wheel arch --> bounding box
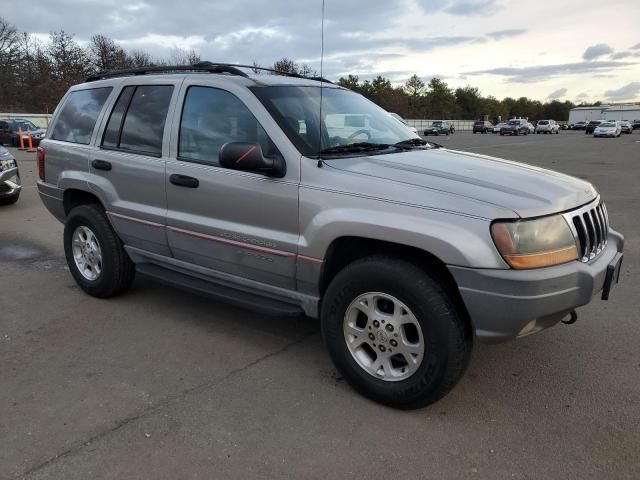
[63,188,104,216]
[318,236,473,335]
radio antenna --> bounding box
[318,0,326,157]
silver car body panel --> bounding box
[36,73,623,342]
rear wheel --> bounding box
[64,204,135,298]
[321,256,472,409]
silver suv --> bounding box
[37,63,624,409]
[536,119,560,134]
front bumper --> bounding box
[448,229,624,343]
[0,166,22,197]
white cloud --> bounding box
[583,44,613,61]
[604,82,640,102]
[547,88,567,99]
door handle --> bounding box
[92,160,112,171]
[170,174,199,188]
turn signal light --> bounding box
[36,147,45,181]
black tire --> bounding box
[0,191,20,205]
[321,256,472,409]
[64,204,135,298]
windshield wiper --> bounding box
[319,142,391,155]
[393,138,442,149]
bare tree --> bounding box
[272,57,298,75]
[89,34,128,72]
[0,17,21,110]
[168,46,201,66]
[128,49,154,68]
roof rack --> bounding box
[86,61,333,84]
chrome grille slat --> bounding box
[562,196,609,264]
[590,209,601,252]
[581,214,594,259]
[595,206,606,251]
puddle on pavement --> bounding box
[0,244,43,261]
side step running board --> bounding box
[136,263,304,317]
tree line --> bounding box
[1,16,589,120]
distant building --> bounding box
[569,104,640,124]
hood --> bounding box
[326,147,597,219]
[0,145,13,161]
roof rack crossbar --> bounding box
[85,61,333,84]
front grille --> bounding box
[564,198,609,262]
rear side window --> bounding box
[50,88,112,144]
[102,85,174,156]
[178,86,275,166]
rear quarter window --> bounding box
[50,87,112,144]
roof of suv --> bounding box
[84,62,338,89]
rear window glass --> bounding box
[118,85,174,156]
[50,87,112,144]
[538,120,548,125]
[102,86,135,148]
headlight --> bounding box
[491,215,578,269]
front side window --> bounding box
[50,87,112,144]
[178,86,275,166]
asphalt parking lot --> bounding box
[1,131,639,479]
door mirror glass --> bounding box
[219,142,285,177]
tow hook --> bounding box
[562,310,578,325]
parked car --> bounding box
[594,121,622,137]
[36,63,624,409]
[0,145,21,205]
[536,119,560,134]
[526,122,535,134]
[632,120,640,130]
[0,118,46,147]
[492,122,507,134]
[585,120,605,135]
[472,121,493,134]
[572,121,587,130]
[620,121,633,134]
[559,123,569,130]
[500,119,529,136]
[423,120,452,136]
[388,112,418,134]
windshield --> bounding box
[538,120,548,125]
[251,86,420,157]
[508,120,519,125]
[432,121,443,126]
[600,123,616,127]
[14,120,38,131]
[389,113,408,125]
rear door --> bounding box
[89,78,181,257]
[165,81,300,289]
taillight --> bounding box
[36,147,45,181]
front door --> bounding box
[165,83,299,289]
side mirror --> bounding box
[219,142,285,178]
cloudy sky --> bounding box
[6,0,640,102]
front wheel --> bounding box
[64,204,135,298]
[321,256,472,409]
